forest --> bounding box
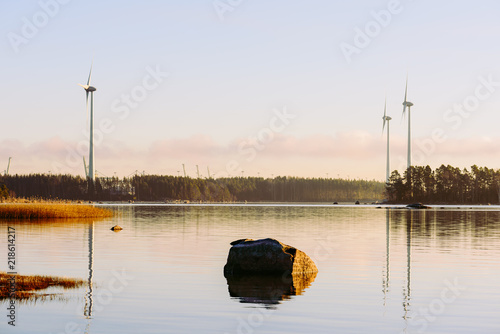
[386,164,500,204]
[3,164,498,204]
[0,174,384,202]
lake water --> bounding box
[1,204,500,334]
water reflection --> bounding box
[383,208,500,331]
[2,205,500,333]
[84,221,94,318]
[226,272,317,307]
[404,210,413,322]
[382,209,390,307]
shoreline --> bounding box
[0,200,114,219]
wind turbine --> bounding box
[402,75,414,170]
[382,99,392,183]
[79,63,97,182]
[4,157,12,176]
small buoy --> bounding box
[111,225,123,231]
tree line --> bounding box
[386,164,500,204]
[0,174,385,202]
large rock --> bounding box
[223,238,318,277]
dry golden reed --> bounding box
[0,199,113,219]
[0,271,86,301]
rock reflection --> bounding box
[226,272,317,306]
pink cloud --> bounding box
[1,133,500,179]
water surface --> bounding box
[1,204,499,333]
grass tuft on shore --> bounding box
[0,199,113,219]
[0,271,86,301]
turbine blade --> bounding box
[384,98,387,118]
[402,74,408,116]
[404,74,408,102]
[87,61,93,86]
[382,98,387,133]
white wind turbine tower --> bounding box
[382,99,392,183]
[79,63,97,181]
[402,76,414,170]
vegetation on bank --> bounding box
[0,174,385,202]
[0,271,86,301]
[0,199,113,219]
[0,183,8,200]
[386,165,500,204]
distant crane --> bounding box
[126,170,139,178]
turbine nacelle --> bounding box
[78,84,97,92]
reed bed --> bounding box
[0,199,113,219]
[0,271,86,301]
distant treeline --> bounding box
[0,174,385,202]
[386,165,500,204]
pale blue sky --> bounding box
[2,0,500,179]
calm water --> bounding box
[1,204,500,334]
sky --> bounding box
[2,0,500,181]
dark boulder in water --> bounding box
[223,238,317,277]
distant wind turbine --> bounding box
[382,99,392,183]
[79,62,97,181]
[402,75,414,170]
[5,157,12,176]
